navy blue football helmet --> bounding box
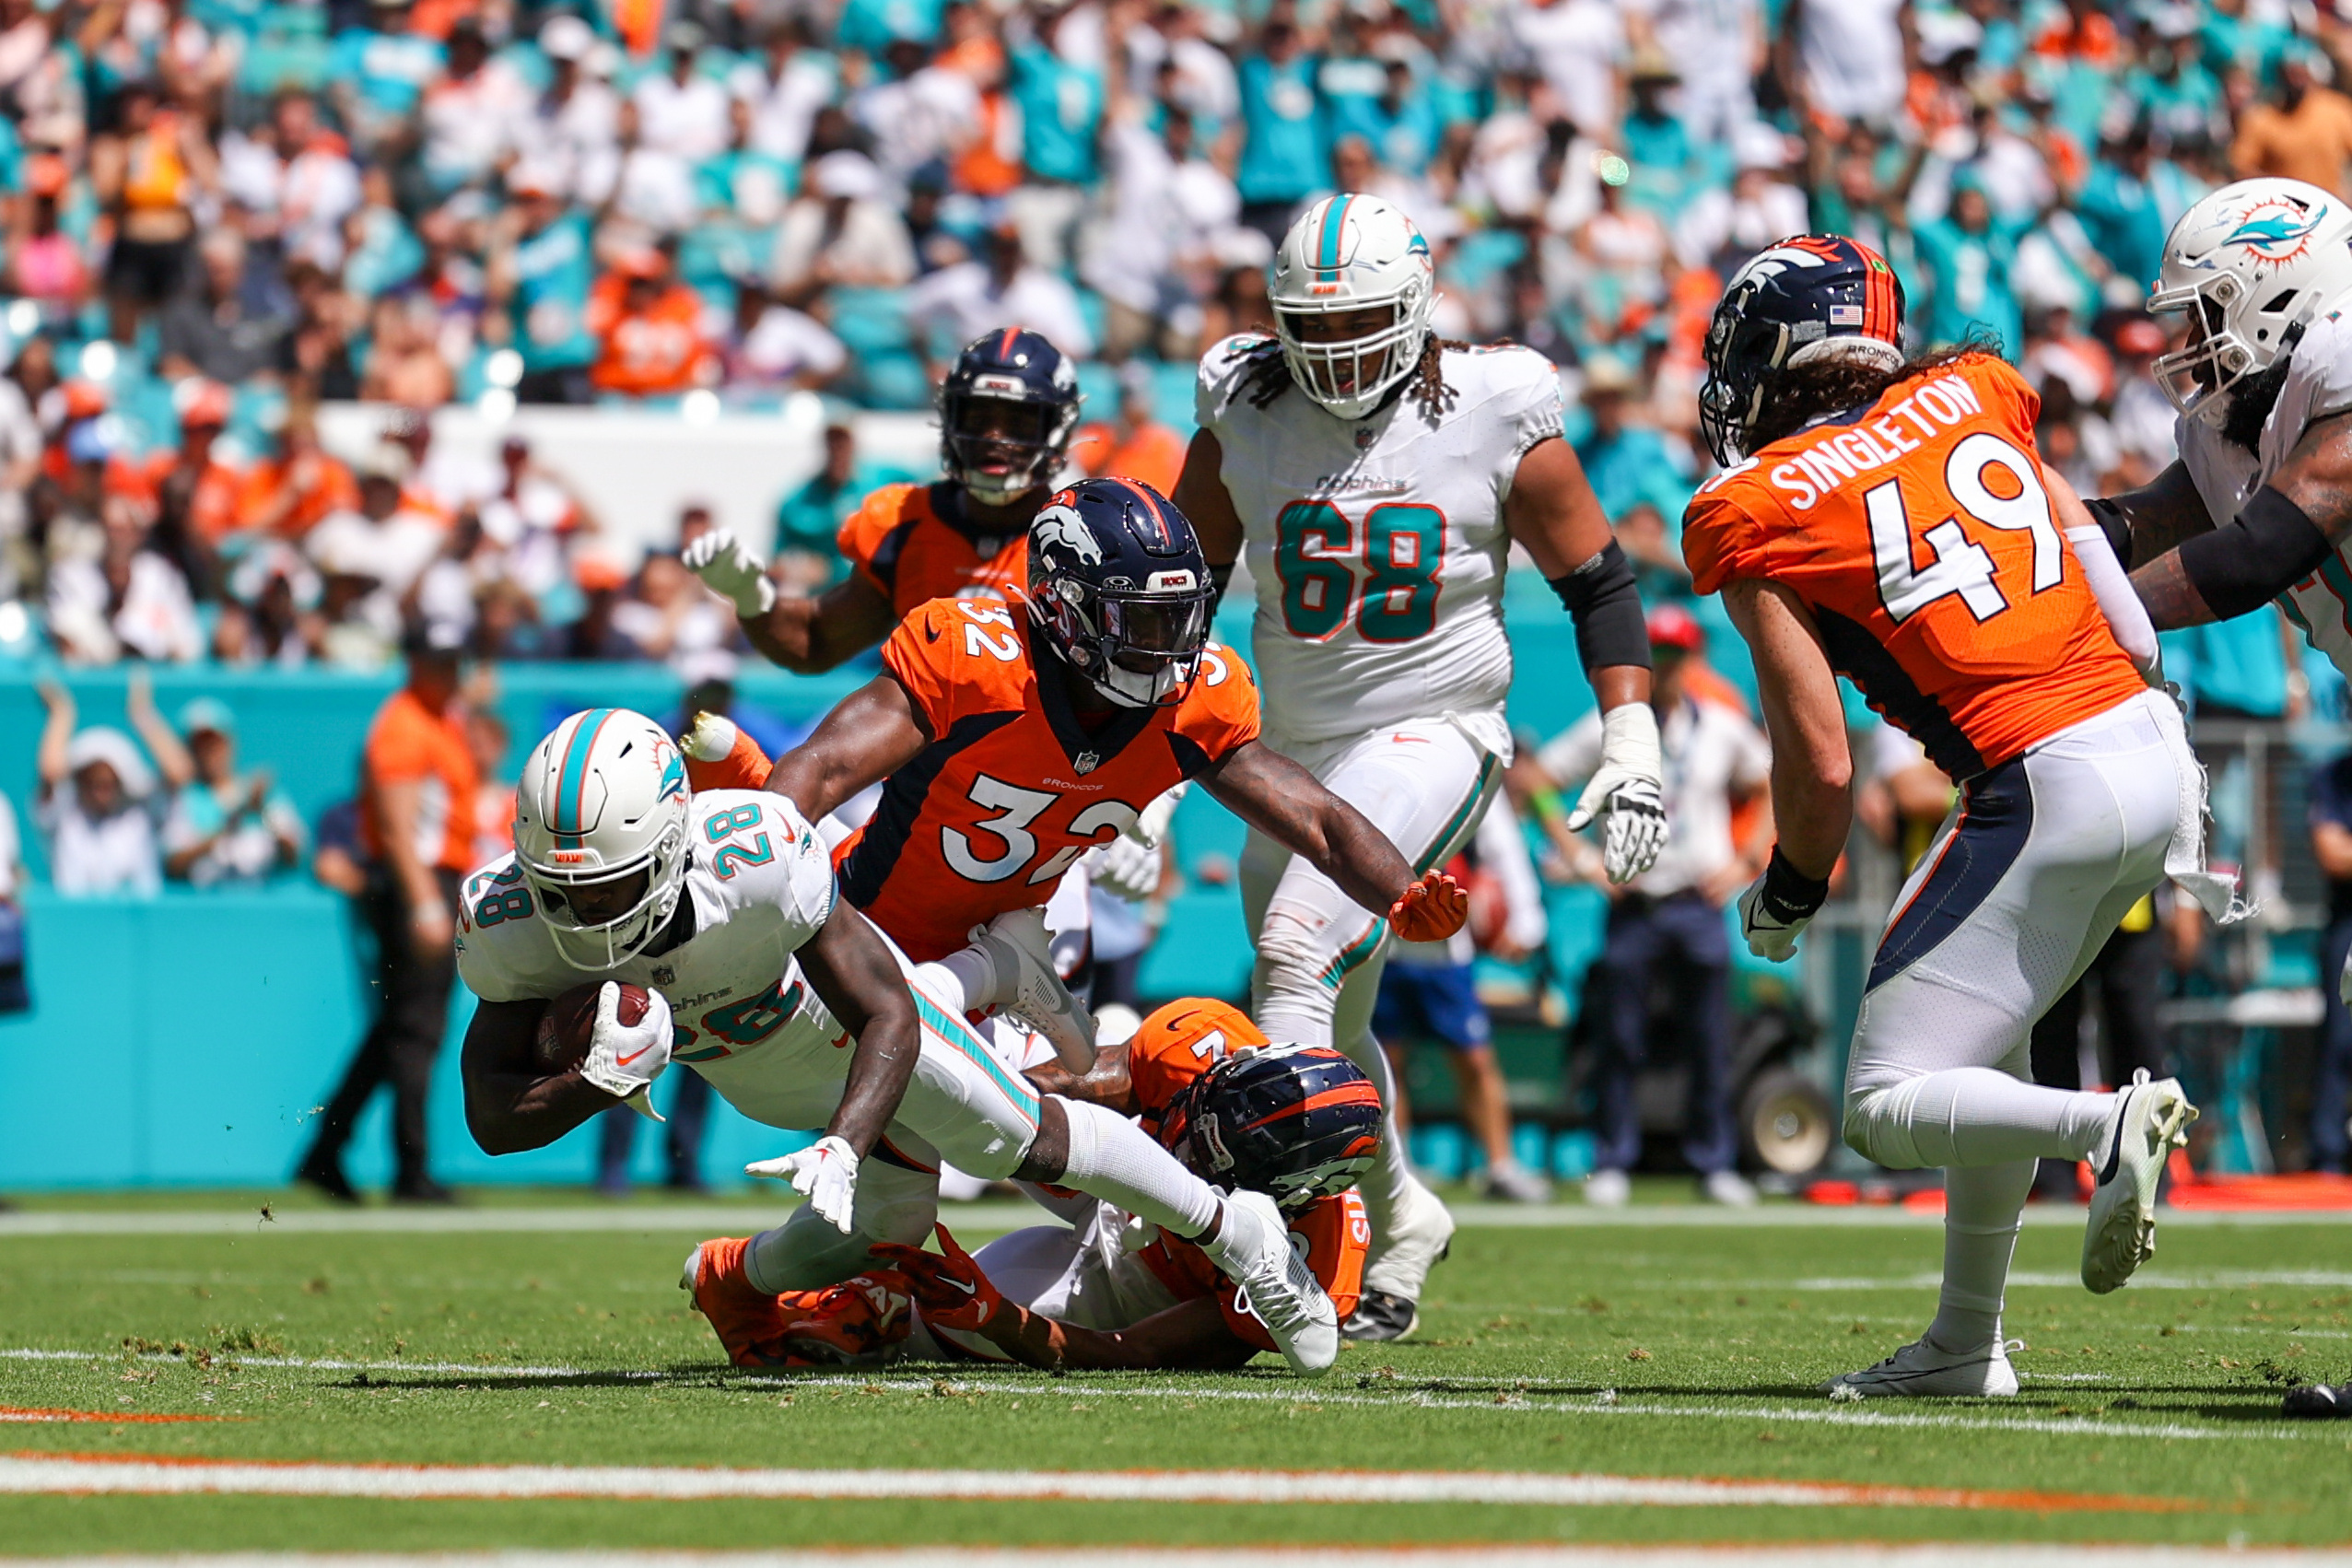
[1026,477,1212,708]
[1164,1044,1384,1213]
[940,328,1083,506]
[1697,234,1908,465]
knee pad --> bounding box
[1843,1082,1929,1171]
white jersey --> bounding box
[455,789,856,1133]
[1196,333,1565,753]
[2178,302,2352,674]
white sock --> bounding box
[1927,1158,2035,1353]
[919,954,991,1015]
[1334,1018,1418,1234]
[1848,1068,2112,1169]
[1054,1097,1221,1240]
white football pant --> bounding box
[1843,690,2186,1353]
[1241,716,1503,1299]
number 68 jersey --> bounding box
[1196,333,1566,752]
[1680,352,2145,781]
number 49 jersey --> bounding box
[835,595,1261,962]
[1196,334,1564,751]
[1682,353,2145,781]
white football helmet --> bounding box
[2148,177,2352,425]
[512,708,692,969]
[1269,193,1437,420]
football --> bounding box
[535,980,652,1073]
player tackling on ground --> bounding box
[1173,193,1668,1340]
[451,709,1342,1375]
[1684,235,2218,1398]
[2076,177,2352,1418]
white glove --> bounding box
[684,528,776,619]
[579,981,673,1121]
[1087,833,1163,902]
[1563,703,1668,884]
[746,1134,860,1234]
[1736,852,1828,963]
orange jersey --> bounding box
[837,482,1030,615]
[836,596,1261,960]
[1121,998,1368,1352]
[1681,354,2144,780]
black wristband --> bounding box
[2082,495,2134,568]
[2176,485,2332,622]
[1549,541,1652,673]
[1207,561,1235,613]
[1756,847,1830,925]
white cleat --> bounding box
[2082,1070,2197,1294]
[965,907,1095,1071]
[1823,1335,2021,1399]
[1205,1189,1339,1377]
[1702,1170,1757,1208]
[1363,1164,1457,1304]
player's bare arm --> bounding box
[744,574,901,674]
[1722,579,1854,880]
[1171,428,1246,603]
[1195,738,1429,919]
[793,900,925,1162]
[1503,435,1651,713]
[763,673,932,822]
[459,998,622,1155]
[2128,412,2352,629]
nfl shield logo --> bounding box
[651,965,675,987]
[1354,424,1376,450]
[1073,751,1101,776]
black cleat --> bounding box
[1340,1289,1420,1342]
[2284,1381,2352,1419]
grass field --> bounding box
[0,1188,2348,1556]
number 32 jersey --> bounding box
[455,790,863,1132]
[836,595,1261,962]
[1196,334,1564,751]
[1682,353,2144,780]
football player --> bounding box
[1684,234,2214,1398]
[698,477,1471,1070]
[1170,193,1668,1340]
[699,1000,1381,1371]
[685,329,1082,673]
[2072,181,2352,977]
[452,708,1342,1376]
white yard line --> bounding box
[0,1206,2346,1238]
[1,1350,2324,1443]
[0,1454,2193,1511]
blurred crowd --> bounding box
[6,0,2352,672]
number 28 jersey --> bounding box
[455,790,865,1133]
[1196,334,1565,751]
[834,595,1262,962]
[1681,353,2145,780]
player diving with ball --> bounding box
[451,710,1343,1377]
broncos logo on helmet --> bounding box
[1025,478,1212,709]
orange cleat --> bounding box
[681,712,775,793]
[680,1236,789,1367]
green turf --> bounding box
[0,1202,2347,1552]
